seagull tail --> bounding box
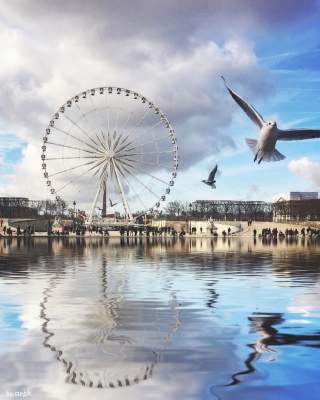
[259,148,286,163]
[245,138,258,154]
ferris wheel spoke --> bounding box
[119,150,173,156]
[64,112,101,149]
[116,143,137,153]
[112,133,124,151]
[115,154,138,163]
[48,159,98,178]
[75,102,105,151]
[116,153,137,163]
[45,156,103,161]
[116,158,137,172]
[114,107,120,134]
[126,164,170,186]
[118,134,130,147]
[135,159,171,169]
[90,96,100,137]
[133,118,164,140]
[120,110,133,134]
[97,159,111,181]
[95,132,107,151]
[121,173,149,212]
[53,160,106,194]
[114,136,131,153]
[115,150,137,161]
[137,134,172,148]
[52,126,101,154]
[127,116,165,144]
[54,162,99,194]
[46,141,97,154]
[107,132,112,149]
[91,158,109,177]
[114,160,160,200]
[118,158,169,187]
[106,106,110,134]
[100,130,107,146]
[111,159,133,220]
[133,106,152,130]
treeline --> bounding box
[1,198,74,219]
[163,200,273,221]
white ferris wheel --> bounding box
[41,87,178,223]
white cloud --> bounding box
[288,157,320,188]
[4,0,314,207]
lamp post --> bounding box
[73,201,76,231]
[189,202,192,235]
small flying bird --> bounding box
[109,199,119,207]
[202,164,218,188]
[221,76,320,164]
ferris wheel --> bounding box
[41,87,178,222]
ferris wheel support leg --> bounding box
[102,180,107,217]
[88,182,103,224]
[112,158,133,222]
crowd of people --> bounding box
[2,224,35,237]
[2,218,320,239]
[254,226,320,238]
[49,224,180,237]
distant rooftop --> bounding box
[290,192,318,201]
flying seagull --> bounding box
[202,164,218,188]
[109,199,119,207]
[221,76,320,164]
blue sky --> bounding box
[1,0,320,209]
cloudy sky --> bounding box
[1,0,320,209]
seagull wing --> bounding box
[208,165,218,181]
[278,128,320,141]
[221,76,265,129]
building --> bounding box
[0,197,38,218]
[273,197,320,222]
[290,192,318,201]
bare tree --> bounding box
[164,201,187,217]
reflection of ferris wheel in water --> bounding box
[40,255,181,389]
[41,87,178,222]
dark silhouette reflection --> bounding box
[206,280,218,309]
[224,312,320,386]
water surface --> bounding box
[0,237,319,400]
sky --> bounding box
[1,0,320,211]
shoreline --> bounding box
[0,233,318,239]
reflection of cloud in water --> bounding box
[288,281,320,317]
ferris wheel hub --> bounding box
[106,149,115,158]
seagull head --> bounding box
[266,120,277,129]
